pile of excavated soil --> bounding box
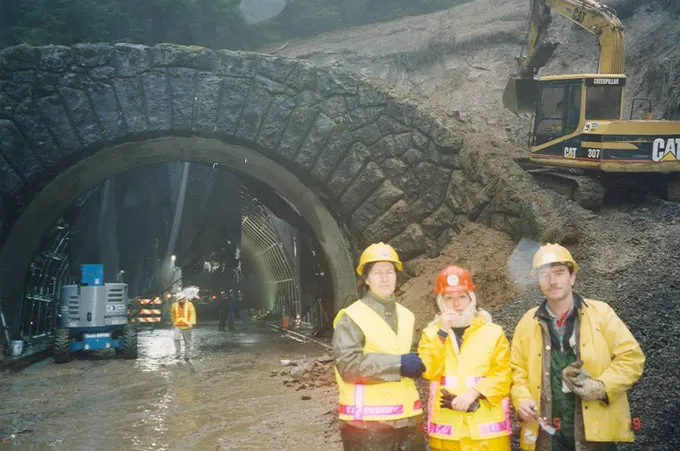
[398,223,518,334]
[274,354,336,389]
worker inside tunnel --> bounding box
[0,137,358,349]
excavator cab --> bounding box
[529,74,625,147]
[532,77,582,146]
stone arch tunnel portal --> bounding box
[0,43,540,339]
[0,137,358,337]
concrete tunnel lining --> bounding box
[0,136,358,334]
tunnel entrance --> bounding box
[0,137,356,339]
[0,43,551,346]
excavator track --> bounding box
[517,158,680,207]
[516,158,606,209]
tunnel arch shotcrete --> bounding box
[0,43,570,335]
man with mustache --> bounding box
[510,244,645,450]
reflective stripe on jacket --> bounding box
[333,300,423,422]
[172,302,196,329]
[510,298,645,449]
[419,314,512,443]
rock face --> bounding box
[0,43,572,260]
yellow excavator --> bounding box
[503,0,680,208]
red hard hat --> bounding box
[434,266,476,295]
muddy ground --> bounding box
[0,324,341,450]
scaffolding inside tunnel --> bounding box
[241,189,302,321]
[19,218,72,341]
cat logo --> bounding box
[652,138,680,162]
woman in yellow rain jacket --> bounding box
[418,266,512,451]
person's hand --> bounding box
[562,360,586,381]
[571,378,606,401]
[440,388,480,412]
[562,360,606,401]
[518,399,537,422]
[440,388,455,409]
[440,310,459,330]
[451,389,480,412]
[400,353,426,378]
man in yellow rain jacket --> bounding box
[511,244,645,450]
[332,242,426,450]
[172,291,196,361]
[419,266,512,451]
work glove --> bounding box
[400,353,426,379]
[561,360,606,402]
[439,388,480,412]
[561,359,588,393]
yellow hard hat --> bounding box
[356,242,403,276]
[531,243,579,274]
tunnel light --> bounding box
[171,255,176,262]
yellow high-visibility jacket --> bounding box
[333,300,423,422]
[171,302,196,329]
[419,313,512,444]
[510,298,645,449]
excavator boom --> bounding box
[548,0,624,73]
[503,0,625,113]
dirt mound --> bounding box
[398,222,518,333]
[274,354,336,389]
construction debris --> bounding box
[277,355,336,390]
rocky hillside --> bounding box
[265,0,680,141]
[263,0,680,448]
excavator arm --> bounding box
[503,0,625,112]
[547,0,624,73]
[516,0,555,79]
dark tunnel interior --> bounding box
[15,161,336,341]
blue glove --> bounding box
[400,353,426,378]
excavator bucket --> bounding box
[502,77,539,114]
[503,41,560,114]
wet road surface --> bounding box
[0,324,342,450]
